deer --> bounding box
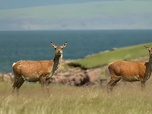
[12,42,67,95]
[107,46,152,92]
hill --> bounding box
[68,43,152,69]
[0,1,152,30]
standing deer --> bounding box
[107,46,152,91]
[12,42,67,95]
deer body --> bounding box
[12,42,67,95]
[108,61,146,82]
[107,46,152,91]
[13,60,54,82]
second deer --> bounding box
[107,46,152,91]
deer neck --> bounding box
[148,54,152,68]
[51,54,62,76]
[53,54,62,67]
[149,55,152,71]
[53,54,62,70]
[145,55,152,81]
[46,54,62,81]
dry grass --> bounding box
[1,80,152,114]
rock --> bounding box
[50,67,90,86]
[0,72,14,83]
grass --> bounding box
[70,43,152,69]
[1,80,152,114]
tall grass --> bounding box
[1,80,152,114]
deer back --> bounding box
[108,61,146,78]
[13,60,54,77]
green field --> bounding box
[70,43,152,69]
[1,81,152,114]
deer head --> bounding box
[144,46,152,56]
[51,42,67,56]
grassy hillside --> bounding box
[69,43,152,69]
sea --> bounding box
[0,30,152,72]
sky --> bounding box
[0,0,151,31]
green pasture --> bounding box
[70,43,152,69]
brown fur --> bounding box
[108,61,146,81]
[12,42,67,95]
[13,60,54,82]
[107,46,152,91]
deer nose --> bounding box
[56,50,62,55]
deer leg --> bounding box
[107,76,121,92]
[45,79,51,94]
[12,77,24,95]
[40,76,50,94]
[17,78,24,95]
[141,80,146,91]
[12,77,17,93]
[40,76,46,88]
[12,76,20,94]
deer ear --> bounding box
[51,42,57,48]
[144,45,149,49]
[62,42,67,48]
[144,45,151,52]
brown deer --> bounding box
[12,42,67,95]
[107,46,152,91]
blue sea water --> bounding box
[0,30,152,72]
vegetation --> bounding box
[70,43,152,69]
[1,81,152,114]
